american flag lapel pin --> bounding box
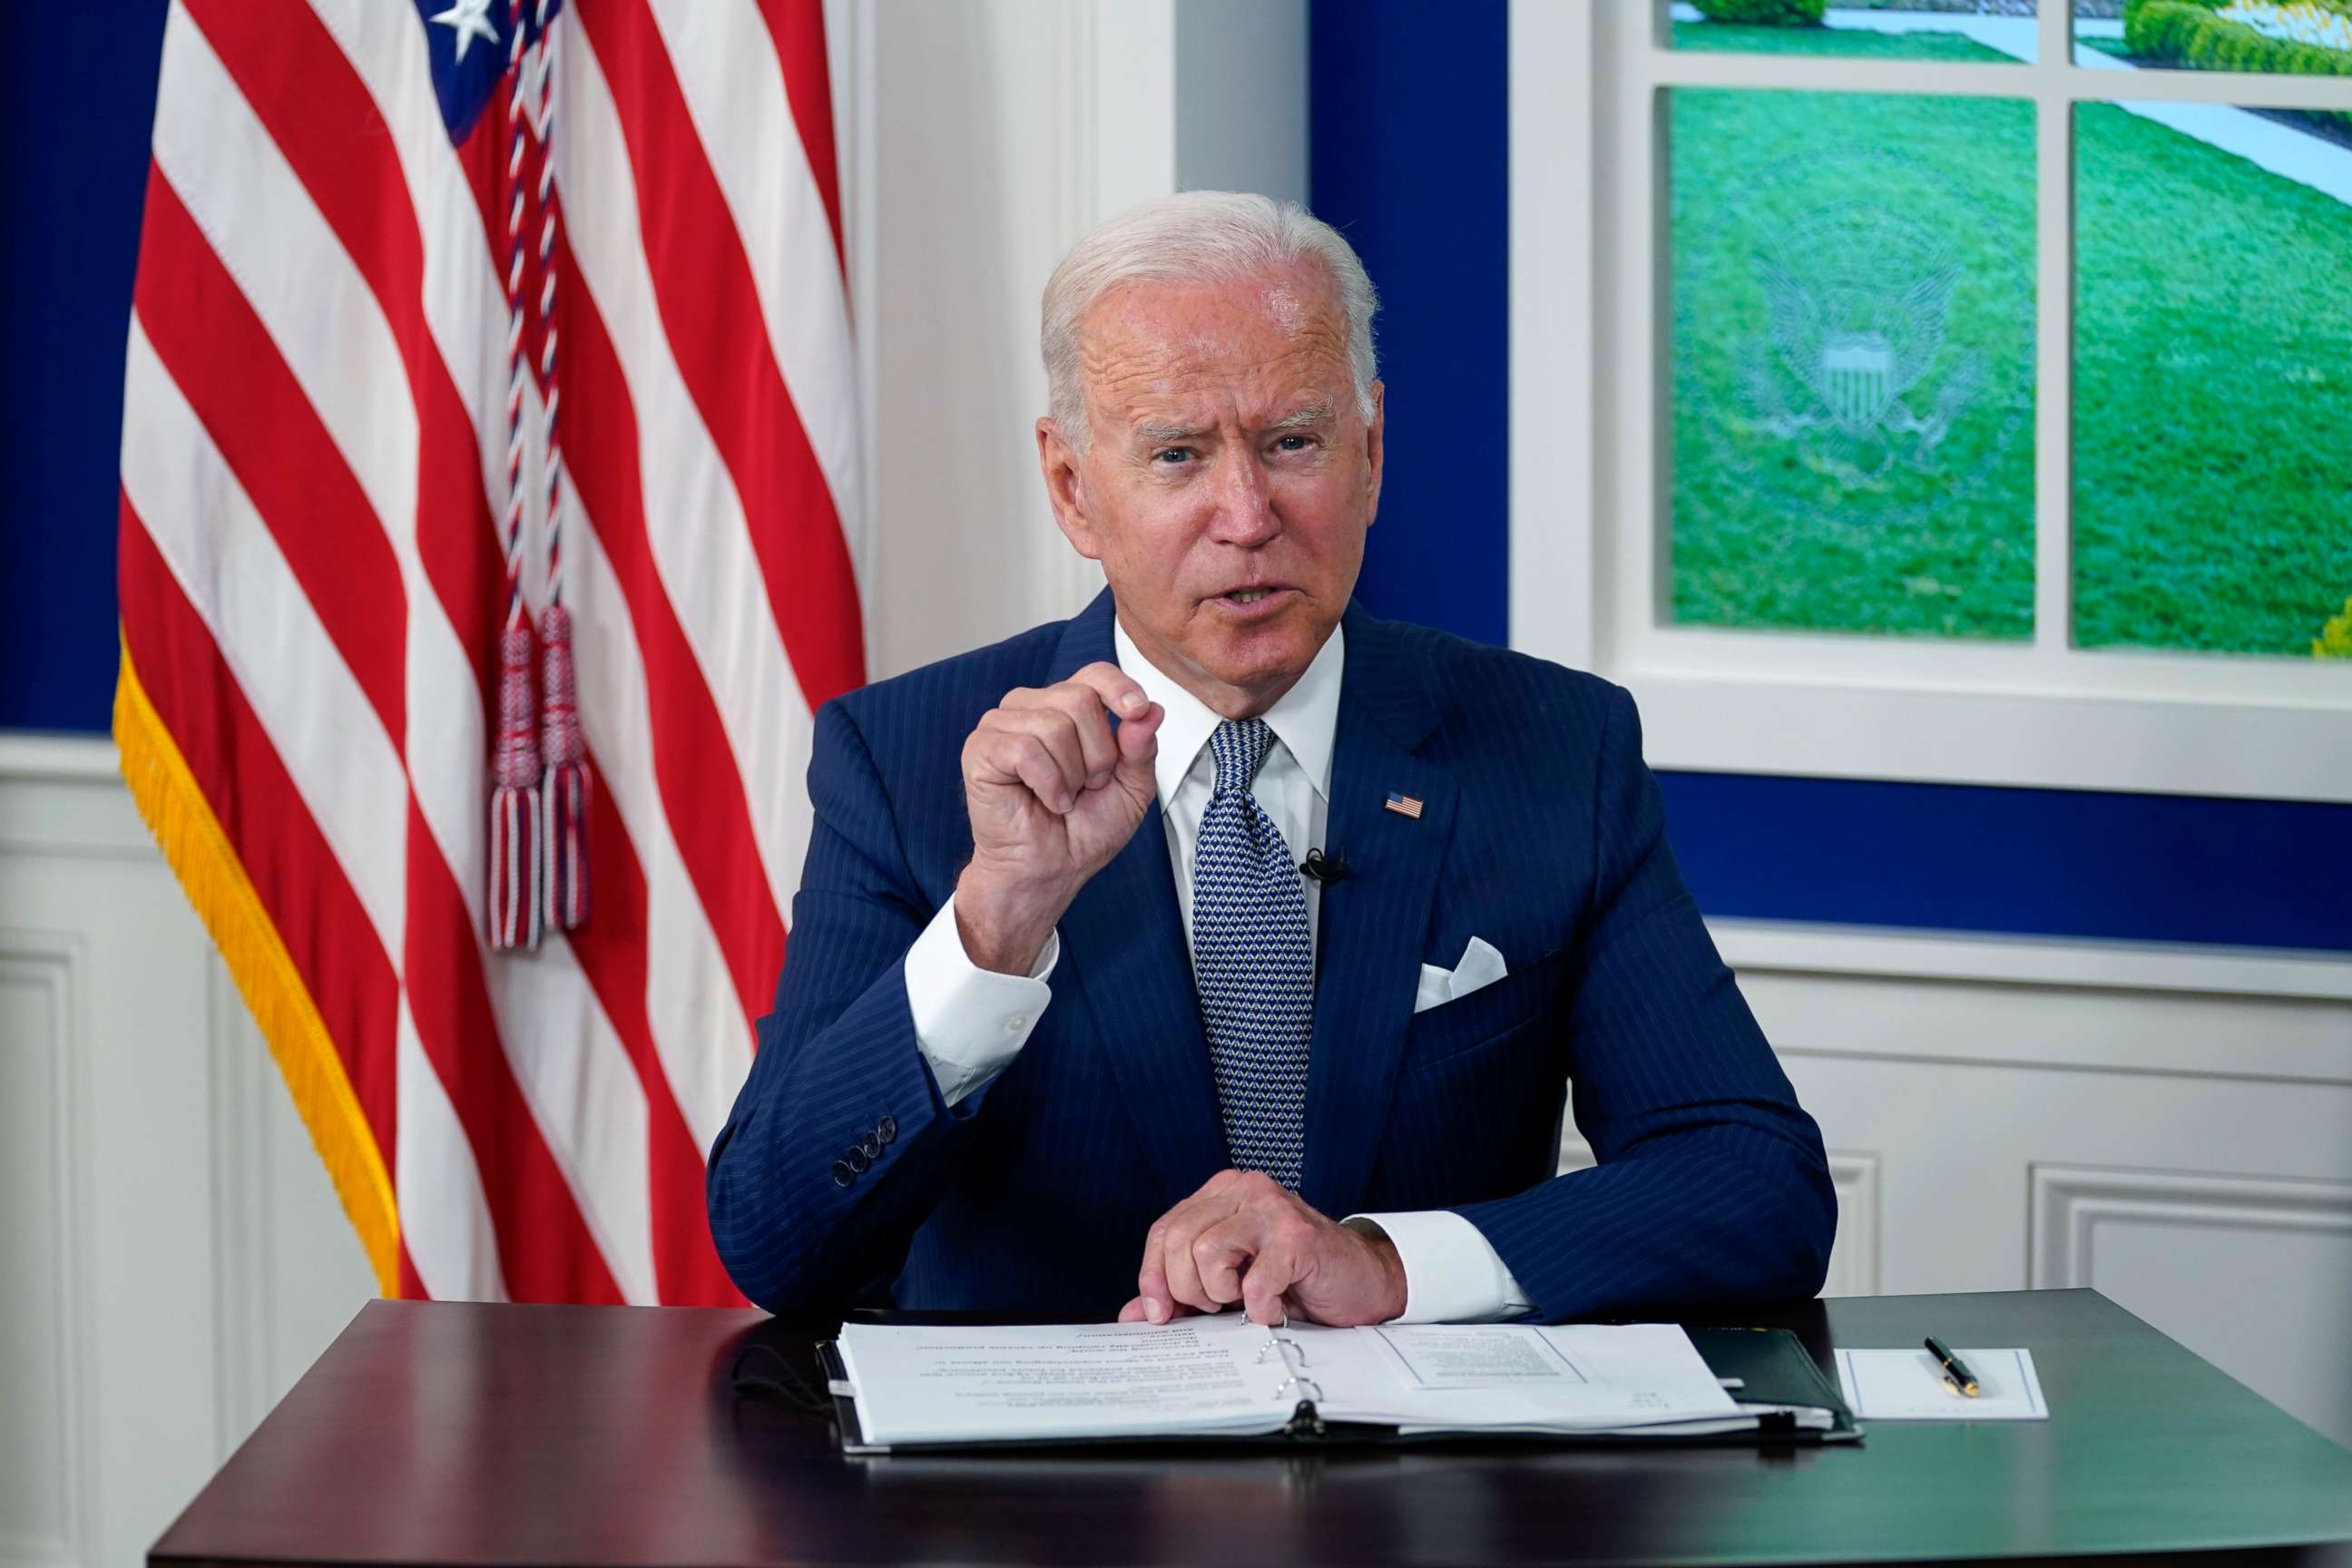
[1384,790,1425,819]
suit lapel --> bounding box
[1046,593,1229,1201]
[1297,607,1456,1220]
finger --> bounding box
[1005,684,1120,786]
[974,718,1086,813]
[1116,701,1163,763]
[1190,1213,1267,1310]
[1240,1232,1306,1327]
[996,710,1093,800]
[1158,1211,1220,1315]
[1064,660,1152,721]
[1112,705,1162,809]
[1120,1295,1200,1325]
[1135,1220,1177,1324]
[1137,1174,1250,1320]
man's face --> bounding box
[1037,266,1385,718]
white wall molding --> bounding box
[0,749,148,865]
[1717,919,2352,1090]
[2029,1163,2352,1443]
[1711,918,2352,1003]
[204,956,277,1459]
[2031,1164,2352,1291]
[0,735,118,784]
[0,931,99,1568]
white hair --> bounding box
[1040,190,1380,453]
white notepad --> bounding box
[1835,1347,2049,1420]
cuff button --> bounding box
[859,1136,882,1160]
[830,1160,855,1188]
[877,1116,897,1144]
[844,1146,870,1174]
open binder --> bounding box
[811,1317,1860,1454]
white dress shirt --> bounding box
[901,618,1534,1322]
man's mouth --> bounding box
[1212,584,1293,607]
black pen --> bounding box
[1926,1335,1980,1396]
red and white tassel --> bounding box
[532,0,588,931]
[489,624,544,951]
[490,0,539,949]
[538,603,590,928]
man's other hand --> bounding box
[1117,1170,1407,1328]
[956,662,1163,975]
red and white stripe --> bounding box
[121,0,865,1305]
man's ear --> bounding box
[1362,381,1387,528]
[1037,416,1103,561]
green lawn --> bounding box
[2073,101,2352,653]
[1669,26,2039,639]
[1668,20,2352,656]
[1671,19,2034,64]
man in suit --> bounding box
[707,191,1834,1327]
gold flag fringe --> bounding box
[113,634,401,1296]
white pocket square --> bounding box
[1414,936,1508,1014]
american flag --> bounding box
[113,0,864,1306]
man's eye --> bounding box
[1152,447,1193,465]
[1273,435,1313,453]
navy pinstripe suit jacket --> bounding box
[707,592,1835,1321]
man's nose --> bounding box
[1206,448,1278,544]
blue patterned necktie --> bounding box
[1191,718,1313,1191]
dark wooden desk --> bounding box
[152,1289,2352,1568]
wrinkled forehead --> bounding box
[1075,267,1352,431]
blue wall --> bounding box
[8,1,2346,951]
[1308,0,2350,953]
[1,0,168,733]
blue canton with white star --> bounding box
[415,0,564,144]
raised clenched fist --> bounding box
[954,662,1163,975]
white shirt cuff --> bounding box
[903,893,1057,1106]
[1344,1210,1534,1323]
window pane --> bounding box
[2075,0,2352,77]
[1669,89,2038,639]
[2073,100,2352,656]
[1670,2,2039,64]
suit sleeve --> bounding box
[705,697,990,1317]
[1451,685,1837,1321]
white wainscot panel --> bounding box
[0,743,375,1568]
[1711,919,2352,1450]
[0,937,94,1568]
[2033,1166,2352,1447]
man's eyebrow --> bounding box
[1133,407,1330,444]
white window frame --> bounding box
[1511,4,2352,804]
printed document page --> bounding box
[1295,1322,1746,1432]
[835,1317,1295,1446]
